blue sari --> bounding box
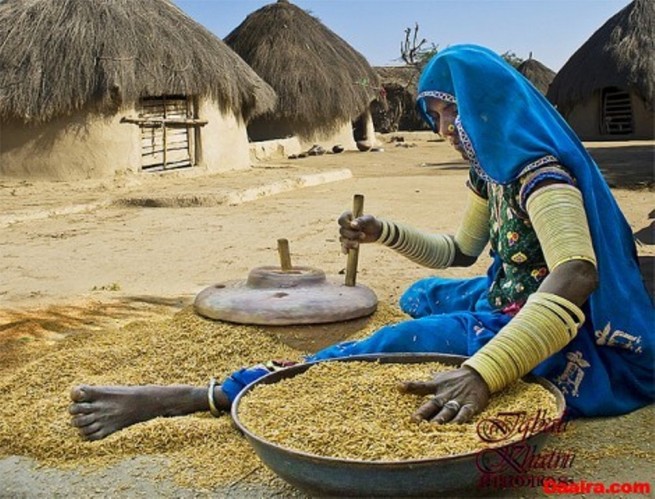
[224,45,654,417]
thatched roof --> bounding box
[516,58,555,95]
[224,0,380,135]
[0,0,276,124]
[375,66,421,97]
[547,0,655,112]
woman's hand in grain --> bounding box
[338,211,383,253]
[398,366,490,424]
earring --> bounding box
[447,124,456,133]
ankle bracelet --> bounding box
[207,377,222,417]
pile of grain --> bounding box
[0,303,407,490]
[238,361,559,461]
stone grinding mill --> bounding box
[194,195,378,325]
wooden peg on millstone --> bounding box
[345,194,365,286]
[277,238,293,271]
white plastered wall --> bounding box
[0,99,252,180]
[197,98,251,172]
[0,108,141,180]
[564,97,600,140]
[631,96,654,140]
[564,90,654,141]
[362,109,377,145]
[297,120,357,151]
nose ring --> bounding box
[447,124,456,133]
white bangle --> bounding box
[207,377,222,417]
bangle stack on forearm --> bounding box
[377,187,489,266]
[377,219,456,269]
[463,292,585,392]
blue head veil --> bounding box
[416,45,653,413]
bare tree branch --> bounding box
[400,23,427,66]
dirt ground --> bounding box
[0,133,653,497]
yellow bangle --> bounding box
[463,292,584,393]
[378,221,455,269]
[526,184,597,271]
[455,189,490,257]
[377,219,391,244]
[536,292,586,327]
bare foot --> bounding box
[69,384,229,441]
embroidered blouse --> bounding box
[468,163,575,313]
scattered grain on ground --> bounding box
[0,303,404,490]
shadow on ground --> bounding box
[0,295,192,374]
[415,144,654,189]
[587,144,654,189]
[635,221,654,245]
[638,256,655,302]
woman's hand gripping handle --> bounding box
[338,212,383,254]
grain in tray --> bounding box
[238,361,560,461]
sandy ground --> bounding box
[0,133,653,497]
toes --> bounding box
[77,421,102,439]
[82,425,111,442]
[71,413,96,428]
[69,385,104,414]
[69,402,94,415]
[70,385,93,402]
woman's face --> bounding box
[424,97,468,160]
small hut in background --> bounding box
[0,0,276,180]
[516,56,556,95]
[371,66,429,133]
[225,0,380,150]
[547,0,654,140]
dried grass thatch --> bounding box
[224,0,380,136]
[375,66,421,97]
[547,0,655,112]
[516,58,555,95]
[0,0,277,124]
[371,66,428,133]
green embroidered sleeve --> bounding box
[482,164,576,311]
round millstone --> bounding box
[194,266,378,325]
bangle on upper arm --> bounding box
[526,184,597,271]
[454,189,490,257]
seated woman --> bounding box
[69,45,654,441]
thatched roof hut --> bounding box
[371,66,429,133]
[0,0,277,179]
[547,0,654,139]
[516,57,555,95]
[225,0,380,148]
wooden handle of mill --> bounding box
[277,238,292,271]
[345,194,365,286]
